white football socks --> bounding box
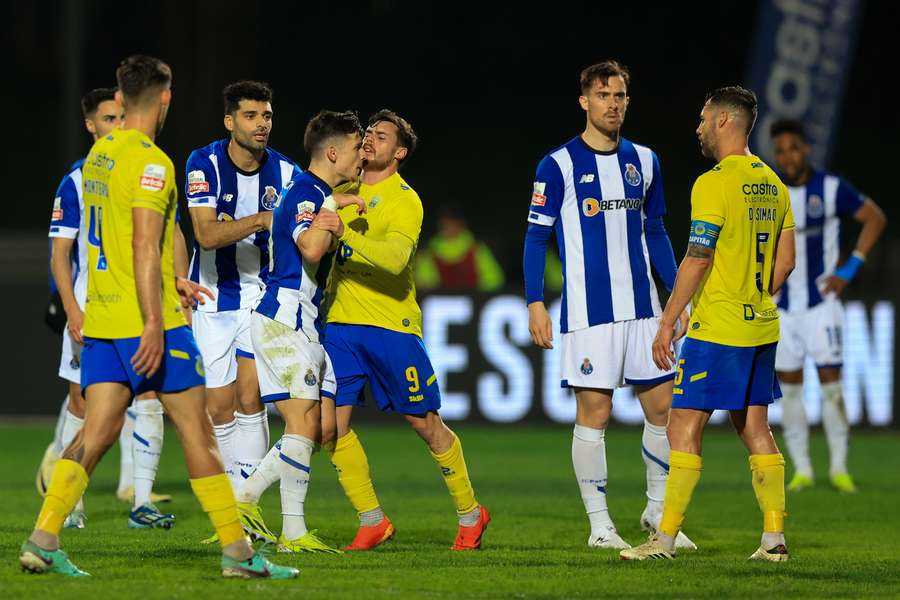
[213,418,239,491]
[51,395,69,455]
[641,420,669,513]
[132,398,164,508]
[234,409,269,483]
[278,434,314,541]
[572,424,614,536]
[117,405,136,495]
[820,381,849,476]
[778,382,812,478]
[237,441,281,504]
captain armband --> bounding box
[687,220,721,249]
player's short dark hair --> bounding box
[303,110,364,157]
[770,118,807,141]
[223,80,273,115]
[80,87,117,118]
[580,60,631,93]
[367,109,418,165]
[705,86,758,134]
[115,55,172,104]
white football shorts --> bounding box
[250,311,336,403]
[192,308,254,388]
[58,327,82,385]
[775,297,845,372]
[561,317,675,390]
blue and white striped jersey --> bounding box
[48,159,88,309]
[254,171,330,342]
[778,170,864,313]
[527,136,665,333]
[185,139,301,312]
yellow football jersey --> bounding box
[325,172,423,337]
[687,154,795,347]
[82,128,186,339]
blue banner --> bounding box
[746,0,864,168]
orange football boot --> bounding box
[452,505,491,550]
[344,516,395,551]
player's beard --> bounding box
[234,131,267,156]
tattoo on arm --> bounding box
[686,243,714,259]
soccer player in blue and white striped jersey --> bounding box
[770,119,886,494]
[523,61,694,550]
[185,82,300,533]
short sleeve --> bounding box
[689,173,725,228]
[48,173,80,239]
[185,151,218,209]
[288,183,327,242]
[835,177,865,217]
[782,186,795,231]
[133,155,175,216]
[643,151,666,219]
[527,156,565,226]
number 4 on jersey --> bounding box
[88,205,108,271]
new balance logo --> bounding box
[579,173,595,184]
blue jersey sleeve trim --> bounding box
[524,222,553,304]
[688,220,721,249]
[644,216,677,292]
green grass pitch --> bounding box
[2,422,899,598]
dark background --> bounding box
[3,0,896,415]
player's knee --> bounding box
[777,370,804,385]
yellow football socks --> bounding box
[749,453,786,532]
[431,434,478,515]
[330,430,380,515]
[659,450,703,537]
[190,473,245,547]
[35,459,89,535]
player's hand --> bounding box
[652,320,676,371]
[257,211,274,232]
[334,193,367,215]
[528,302,553,349]
[822,274,848,296]
[175,277,215,309]
[674,309,690,342]
[66,306,85,344]
[312,210,344,237]
[132,320,164,377]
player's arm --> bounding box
[643,152,678,292]
[525,157,565,349]
[190,206,270,250]
[297,194,365,263]
[132,206,166,377]
[824,198,887,295]
[770,228,796,296]
[173,220,189,278]
[49,237,82,343]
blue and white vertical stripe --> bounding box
[778,170,864,313]
[527,137,662,333]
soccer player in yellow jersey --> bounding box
[314,110,489,550]
[621,87,796,562]
[18,55,296,579]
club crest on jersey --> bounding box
[531,181,547,206]
[195,354,205,377]
[807,194,824,219]
[579,173,595,184]
[261,185,280,210]
[624,163,642,187]
[187,170,209,194]
[304,369,317,386]
[368,196,381,209]
[222,193,234,203]
[69,355,80,370]
[580,358,593,375]
[139,164,166,191]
